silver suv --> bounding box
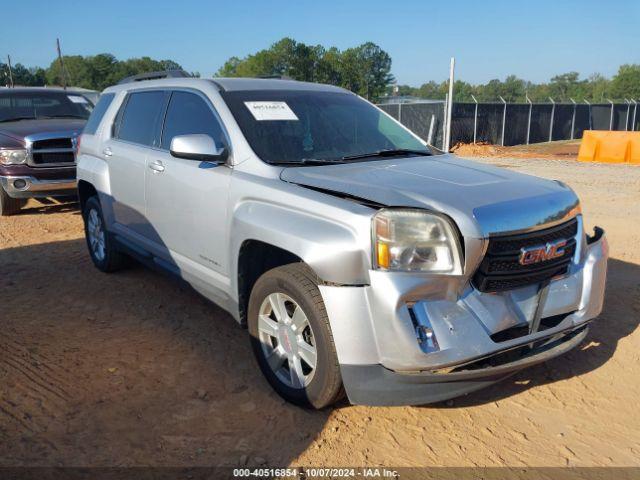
[77,75,608,408]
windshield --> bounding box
[220,89,432,164]
[0,91,93,122]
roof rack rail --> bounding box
[118,70,192,85]
[257,74,292,80]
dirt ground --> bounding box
[451,139,581,159]
[1,152,639,470]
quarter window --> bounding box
[83,93,115,135]
[161,91,226,150]
[116,91,167,147]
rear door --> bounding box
[145,90,232,290]
[105,90,168,240]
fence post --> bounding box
[427,114,435,145]
[570,98,577,140]
[548,97,555,142]
[526,94,532,145]
[499,96,506,147]
[444,57,455,152]
[398,102,402,124]
[608,99,614,130]
[632,99,638,131]
[624,99,630,131]
[471,94,478,144]
[584,99,592,130]
[443,94,448,151]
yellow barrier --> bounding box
[578,130,640,165]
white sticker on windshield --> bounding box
[244,101,299,121]
[67,95,88,104]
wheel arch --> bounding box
[77,180,98,212]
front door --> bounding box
[145,90,232,293]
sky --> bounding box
[2,0,639,86]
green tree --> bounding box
[215,38,393,101]
[610,64,640,100]
[586,73,611,102]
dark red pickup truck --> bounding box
[0,88,92,215]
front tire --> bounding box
[248,263,344,409]
[82,196,128,272]
[0,186,25,216]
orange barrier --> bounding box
[578,130,640,165]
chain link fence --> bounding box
[379,100,640,150]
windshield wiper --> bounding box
[0,116,36,123]
[340,148,432,162]
[272,158,347,166]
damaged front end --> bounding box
[319,220,608,406]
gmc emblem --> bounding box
[519,239,567,266]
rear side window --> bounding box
[160,91,226,149]
[83,93,115,135]
[116,91,167,147]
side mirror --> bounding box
[169,134,228,163]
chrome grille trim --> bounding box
[25,131,78,168]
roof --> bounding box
[103,76,348,95]
[210,77,347,93]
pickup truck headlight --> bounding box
[0,148,28,165]
[373,209,463,273]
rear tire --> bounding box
[248,263,344,409]
[82,196,129,272]
[0,186,24,216]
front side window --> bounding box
[0,91,93,122]
[220,90,431,164]
[116,91,167,147]
[161,91,226,149]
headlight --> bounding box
[0,149,28,165]
[373,209,463,273]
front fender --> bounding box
[230,199,372,287]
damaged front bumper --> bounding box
[319,226,608,406]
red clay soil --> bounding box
[451,140,580,159]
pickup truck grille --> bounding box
[29,137,76,167]
[473,218,579,293]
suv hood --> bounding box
[0,118,85,144]
[280,154,580,237]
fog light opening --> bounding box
[418,325,439,353]
[13,179,28,190]
[408,305,440,354]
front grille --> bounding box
[32,138,73,149]
[473,218,579,293]
[30,137,76,166]
[32,151,75,165]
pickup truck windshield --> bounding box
[221,90,432,165]
[0,91,93,122]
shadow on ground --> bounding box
[0,238,328,467]
[20,198,80,216]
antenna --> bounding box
[56,38,68,90]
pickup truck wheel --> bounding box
[83,196,128,272]
[0,186,25,216]
[248,263,344,409]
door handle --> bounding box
[103,147,112,157]
[149,160,165,173]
